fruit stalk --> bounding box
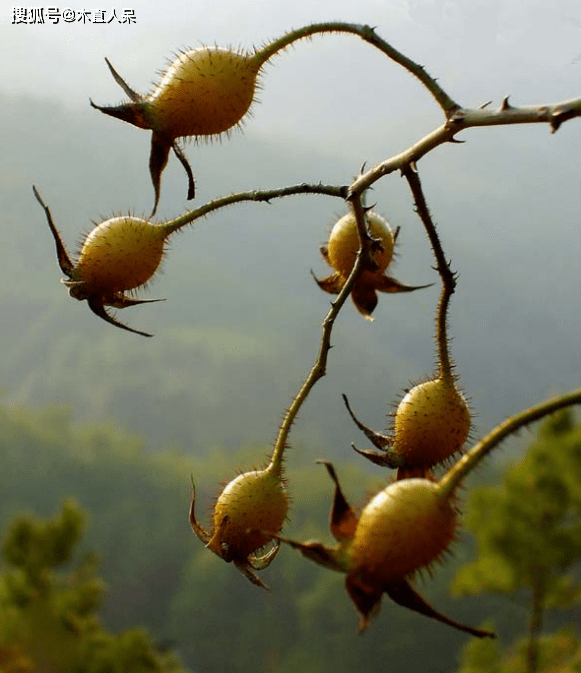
[251,22,372,68]
[268,194,372,475]
[438,387,581,499]
[159,183,347,237]
[252,23,459,115]
[404,166,456,380]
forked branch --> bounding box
[350,96,581,197]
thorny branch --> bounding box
[439,387,581,499]
[349,97,581,198]
[269,193,375,467]
[162,183,347,235]
[403,166,456,380]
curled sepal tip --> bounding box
[189,467,288,590]
[276,462,493,637]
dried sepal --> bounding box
[34,186,170,337]
[314,210,430,319]
[276,463,494,638]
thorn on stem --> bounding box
[500,96,512,111]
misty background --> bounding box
[0,1,580,669]
[1,0,580,453]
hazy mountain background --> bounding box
[1,1,581,670]
[2,85,579,455]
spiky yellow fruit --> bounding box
[91,46,263,214]
[394,378,471,468]
[75,217,166,295]
[315,209,427,318]
[207,468,289,560]
[146,48,260,139]
[349,478,457,584]
[326,211,395,280]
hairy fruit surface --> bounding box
[394,377,471,468]
[91,46,263,214]
[314,209,429,319]
[75,216,166,295]
[207,469,289,560]
[34,187,168,337]
[349,478,457,582]
[147,47,260,139]
[327,211,395,280]
[190,464,288,590]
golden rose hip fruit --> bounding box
[326,211,395,280]
[207,469,289,561]
[393,377,471,469]
[314,210,430,319]
[34,186,172,337]
[75,216,166,295]
[190,458,288,590]
[348,478,457,583]
[275,462,493,638]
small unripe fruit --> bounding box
[314,209,429,319]
[344,376,471,476]
[190,461,289,590]
[207,469,289,560]
[147,48,260,139]
[34,186,172,337]
[349,478,457,583]
[393,377,471,469]
[74,216,166,296]
[91,47,263,215]
[326,211,395,280]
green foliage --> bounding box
[453,411,581,673]
[454,410,581,607]
[458,628,581,673]
[0,502,192,673]
[0,401,487,673]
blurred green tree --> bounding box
[453,411,581,673]
[0,501,193,673]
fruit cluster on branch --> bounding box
[33,21,581,638]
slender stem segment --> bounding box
[438,388,581,499]
[403,167,456,380]
[252,22,459,116]
[267,194,371,475]
[350,96,581,198]
[159,183,347,236]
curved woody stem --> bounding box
[267,193,375,476]
[438,388,581,499]
[350,96,581,198]
[160,183,347,236]
[403,166,456,380]
[252,22,458,116]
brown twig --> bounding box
[269,193,373,469]
[403,166,456,380]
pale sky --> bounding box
[2,0,581,438]
[3,0,581,152]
